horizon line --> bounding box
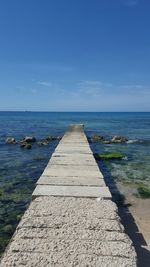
[0,110,150,113]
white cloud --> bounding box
[79,80,112,87]
[13,79,150,111]
[37,81,52,87]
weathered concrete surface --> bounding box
[37,175,105,186]
[0,197,137,267]
[48,158,97,166]
[32,184,111,198]
[0,124,137,266]
[46,164,100,171]
[42,168,103,178]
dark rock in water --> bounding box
[111,136,128,143]
[37,140,49,146]
[46,135,61,141]
[46,135,55,141]
[5,137,16,144]
[103,140,111,144]
[25,143,32,149]
[91,135,104,143]
[20,142,32,149]
[23,136,36,143]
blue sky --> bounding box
[0,0,150,111]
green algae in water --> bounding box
[118,180,150,199]
[94,152,124,160]
[137,184,150,198]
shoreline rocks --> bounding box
[111,136,128,143]
[23,136,36,143]
[37,140,49,146]
[20,142,32,149]
[103,140,111,144]
[90,134,128,144]
[5,137,16,144]
[46,136,61,141]
[5,135,61,149]
[91,135,104,143]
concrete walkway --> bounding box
[0,125,137,266]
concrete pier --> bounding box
[0,125,137,266]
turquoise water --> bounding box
[0,111,150,254]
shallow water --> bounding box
[0,111,150,255]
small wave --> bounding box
[123,156,128,161]
[126,140,137,144]
[126,139,150,145]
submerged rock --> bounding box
[23,136,36,143]
[37,135,61,146]
[20,142,32,149]
[37,140,49,146]
[103,140,111,144]
[5,137,16,144]
[46,135,61,141]
[91,135,104,143]
[111,136,128,143]
[46,136,56,141]
[55,136,62,141]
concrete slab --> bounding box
[37,175,106,186]
[32,185,111,199]
[57,143,89,147]
[49,158,97,166]
[55,146,91,150]
[56,146,90,150]
[62,136,86,138]
[42,168,103,178]
[55,143,90,146]
[19,196,119,218]
[0,251,136,267]
[60,141,88,144]
[50,154,96,160]
[61,140,88,143]
[52,153,95,159]
[55,150,92,155]
[6,238,136,259]
[46,163,100,171]
[54,150,93,154]
[59,146,89,150]
[12,227,130,243]
[61,141,88,143]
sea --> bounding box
[0,111,150,255]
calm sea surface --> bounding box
[0,111,150,254]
